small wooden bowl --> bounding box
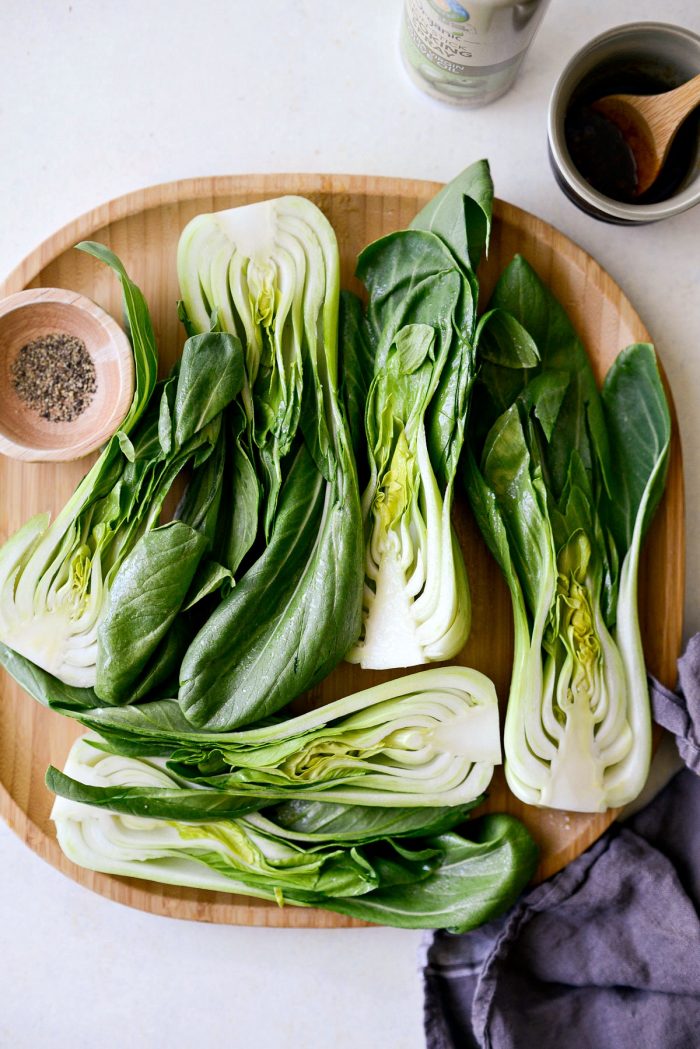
[0,288,134,462]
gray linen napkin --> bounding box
[423,634,700,1049]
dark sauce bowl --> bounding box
[548,23,700,225]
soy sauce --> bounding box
[566,105,638,200]
[564,66,699,204]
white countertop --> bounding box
[1,1,698,1046]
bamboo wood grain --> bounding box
[0,174,685,928]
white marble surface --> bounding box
[0,1,698,1046]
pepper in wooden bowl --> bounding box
[0,287,134,462]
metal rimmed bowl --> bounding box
[0,287,134,462]
[548,22,700,225]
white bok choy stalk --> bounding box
[465,255,671,812]
[346,160,495,669]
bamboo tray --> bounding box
[0,174,684,928]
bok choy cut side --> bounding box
[465,255,671,812]
[176,195,363,729]
[0,247,246,695]
[347,161,493,669]
[46,666,502,810]
[50,734,538,931]
[0,246,161,687]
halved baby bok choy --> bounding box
[347,160,493,669]
[0,245,158,686]
[176,195,363,729]
[50,733,537,931]
[47,665,501,809]
[465,255,671,812]
[0,245,245,693]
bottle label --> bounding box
[405,0,528,71]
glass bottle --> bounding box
[400,0,551,106]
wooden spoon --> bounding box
[592,73,700,196]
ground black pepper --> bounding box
[11,331,97,423]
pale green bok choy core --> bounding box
[50,729,536,932]
[346,160,494,670]
[465,255,671,813]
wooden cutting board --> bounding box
[0,174,684,928]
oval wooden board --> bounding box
[0,174,684,928]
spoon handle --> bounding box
[641,73,700,138]
[663,73,700,122]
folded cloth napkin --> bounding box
[423,634,700,1049]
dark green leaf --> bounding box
[476,308,540,368]
[317,814,538,932]
[47,765,262,821]
[176,422,226,546]
[60,698,199,740]
[410,159,494,274]
[299,354,334,485]
[357,230,470,368]
[426,311,476,487]
[265,798,482,843]
[520,370,570,442]
[179,441,363,729]
[462,449,519,592]
[76,242,158,434]
[173,332,245,447]
[601,343,671,552]
[339,290,374,472]
[481,405,553,616]
[130,618,189,703]
[182,561,233,611]
[483,254,611,498]
[95,522,209,704]
[219,407,260,574]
